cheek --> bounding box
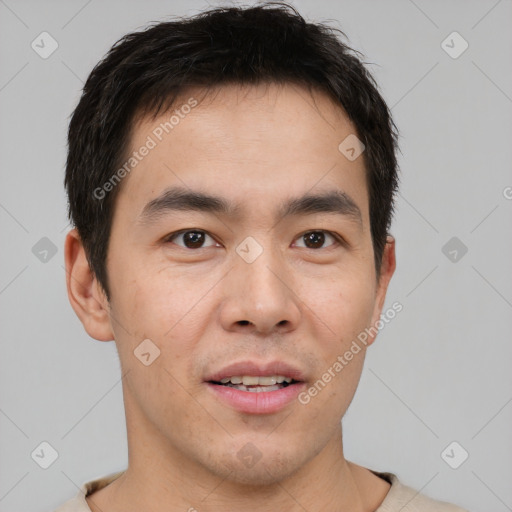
[296,348,365,431]
[306,272,376,347]
[110,266,221,391]
[111,264,207,338]
[109,273,203,423]
[297,275,374,408]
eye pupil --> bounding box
[172,230,334,250]
[304,231,325,249]
[184,231,205,248]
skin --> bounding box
[65,82,396,512]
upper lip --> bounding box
[205,360,306,383]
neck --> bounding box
[87,395,390,512]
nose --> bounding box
[219,243,301,336]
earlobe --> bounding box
[64,228,114,341]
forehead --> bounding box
[131,82,355,148]
[116,82,369,225]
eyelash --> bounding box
[164,229,345,250]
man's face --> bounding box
[101,83,394,484]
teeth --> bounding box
[258,376,277,385]
[242,376,260,386]
[218,375,294,386]
[246,385,281,392]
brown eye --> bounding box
[167,230,217,249]
[295,231,337,249]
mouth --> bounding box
[204,361,306,414]
[209,375,301,392]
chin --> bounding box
[202,442,305,487]
[224,460,297,487]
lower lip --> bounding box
[206,382,306,414]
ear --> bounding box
[366,235,397,347]
[64,228,114,341]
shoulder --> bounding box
[52,470,125,512]
[374,471,469,512]
[53,496,88,512]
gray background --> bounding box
[0,0,511,510]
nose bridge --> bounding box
[236,234,286,305]
[221,234,300,333]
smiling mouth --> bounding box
[209,375,301,393]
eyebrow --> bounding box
[137,186,363,227]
